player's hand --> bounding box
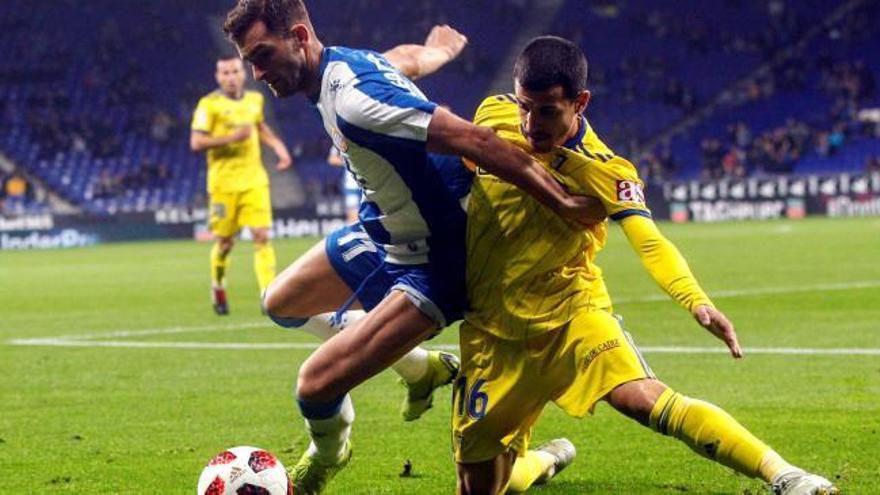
[693,304,742,358]
[228,125,253,143]
[425,24,468,60]
[276,148,293,171]
[559,194,608,227]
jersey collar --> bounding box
[217,89,245,101]
[562,116,587,151]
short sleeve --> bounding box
[254,93,265,123]
[191,98,213,133]
[594,158,652,221]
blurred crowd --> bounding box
[638,0,880,182]
[689,56,877,180]
[2,0,879,218]
[21,17,188,163]
[92,160,172,199]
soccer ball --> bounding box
[197,446,292,495]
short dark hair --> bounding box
[217,54,241,63]
[513,36,588,99]
[223,0,310,44]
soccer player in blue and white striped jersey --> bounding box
[223,2,602,491]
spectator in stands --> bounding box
[638,153,662,183]
[866,155,880,174]
[700,138,725,179]
[656,143,676,175]
[828,123,846,155]
[721,146,746,178]
[156,162,172,186]
[728,122,752,149]
[3,172,30,215]
[93,170,121,199]
[136,159,171,189]
[150,110,175,143]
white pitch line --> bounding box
[614,280,880,304]
[5,280,878,349]
[12,279,878,344]
[46,321,269,341]
[640,346,880,356]
[7,338,880,356]
[7,338,319,350]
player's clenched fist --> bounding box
[426,24,468,60]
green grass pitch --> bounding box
[1,216,878,493]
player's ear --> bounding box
[290,24,310,46]
[575,90,591,114]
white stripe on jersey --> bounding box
[345,143,430,265]
[334,78,433,142]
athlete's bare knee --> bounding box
[262,283,291,317]
[217,237,234,254]
[608,378,668,424]
[296,359,339,402]
[263,269,312,321]
[252,228,269,245]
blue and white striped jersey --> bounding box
[312,46,471,265]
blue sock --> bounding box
[297,395,345,420]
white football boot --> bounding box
[770,469,840,495]
[533,438,577,484]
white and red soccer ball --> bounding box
[197,446,292,495]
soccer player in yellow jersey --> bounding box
[454,37,837,495]
[190,55,292,315]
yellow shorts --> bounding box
[452,310,654,463]
[208,187,272,238]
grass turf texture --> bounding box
[1,216,878,494]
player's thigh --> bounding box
[384,256,467,328]
[605,377,669,425]
[297,290,438,401]
[264,238,353,317]
[237,186,272,231]
[552,311,654,418]
[453,322,550,465]
[209,191,240,238]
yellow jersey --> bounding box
[465,95,652,340]
[191,90,268,193]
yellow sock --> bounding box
[507,450,556,493]
[649,388,776,480]
[757,449,798,484]
[253,242,277,293]
[210,242,230,287]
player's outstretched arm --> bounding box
[427,106,600,226]
[619,214,743,358]
[383,24,468,81]
[257,122,292,170]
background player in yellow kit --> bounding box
[454,36,837,495]
[190,55,292,315]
